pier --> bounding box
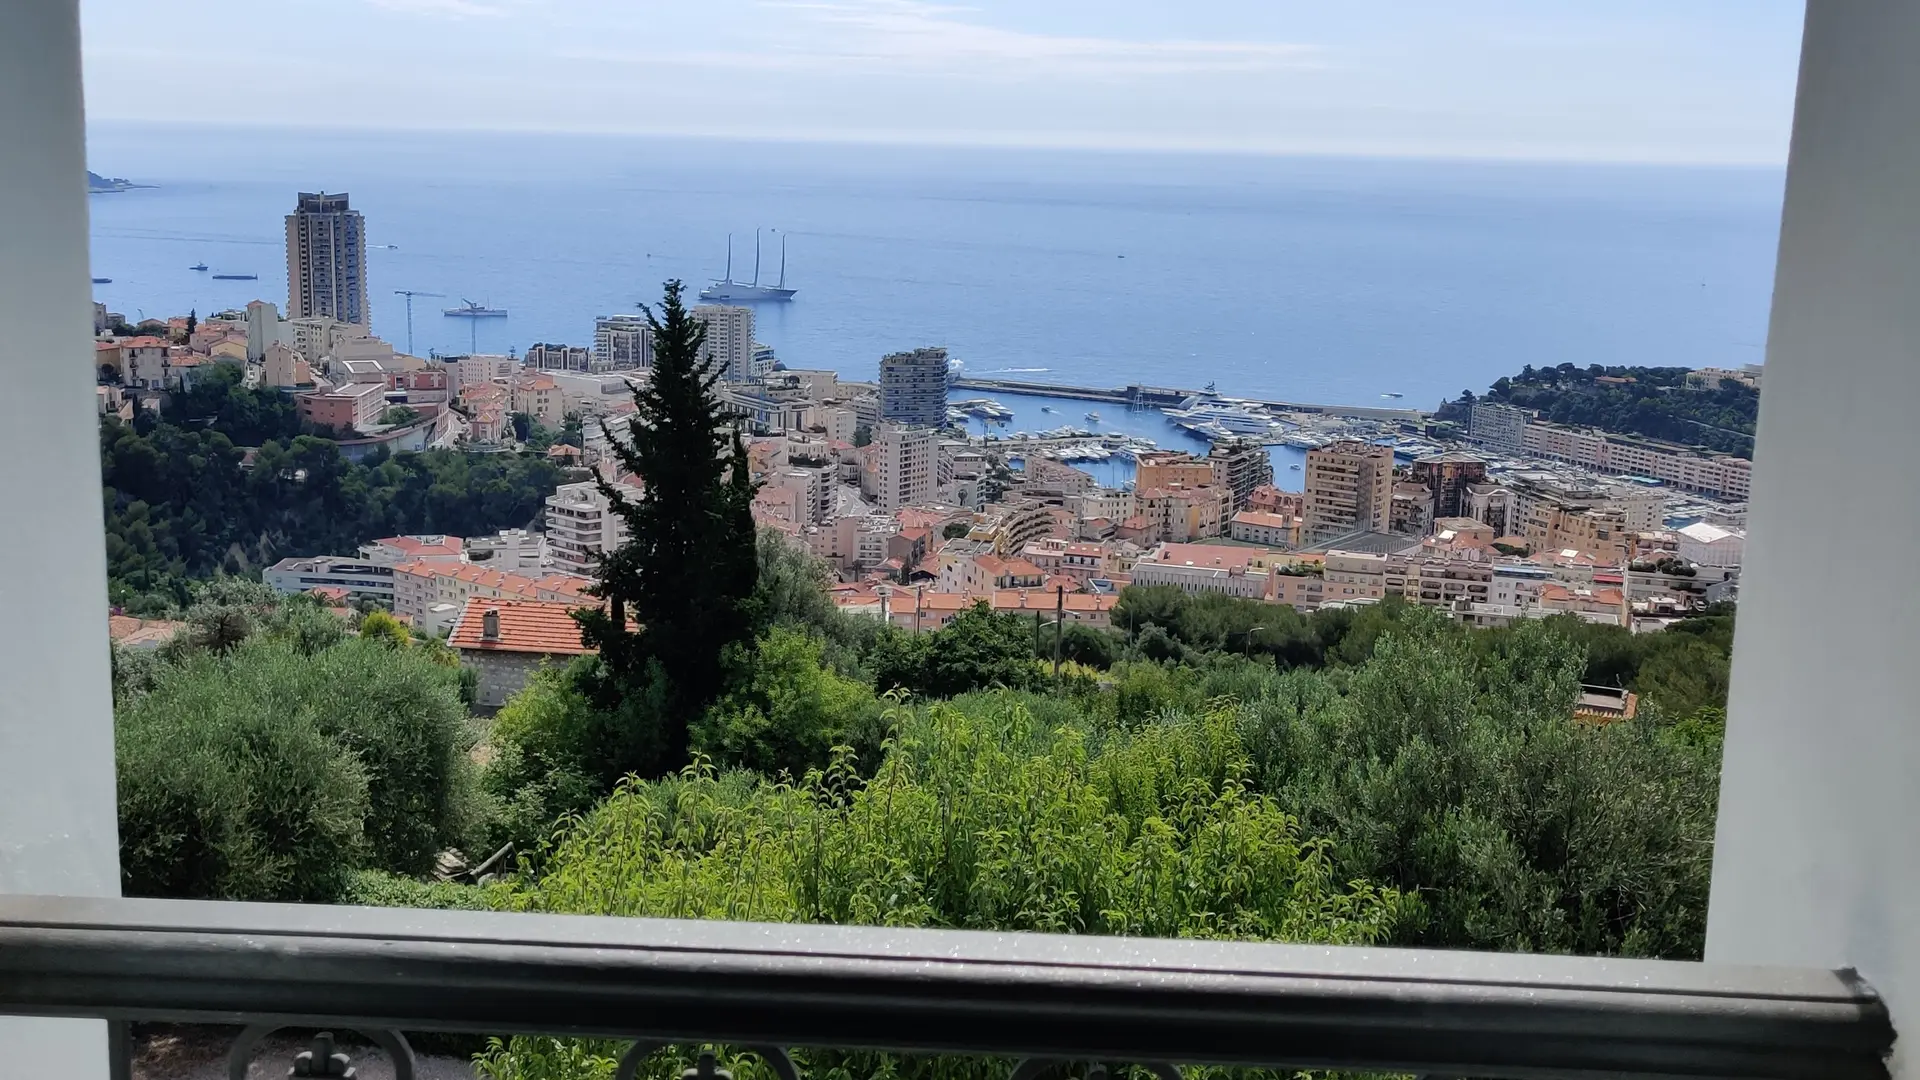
[950,376,1431,422]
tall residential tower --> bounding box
[880,346,950,427]
[693,304,755,382]
[285,192,369,326]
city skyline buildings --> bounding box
[285,191,369,327]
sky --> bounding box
[80,0,1806,164]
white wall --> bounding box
[1708,3,1920,1075]
[0,1,121,1076]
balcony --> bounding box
[0,894,1893,1080]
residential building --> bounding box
[1322,550,1389,602]
[525,342,590,373]
[113,337,170,390]
[1410,452,1490,518]
[1131,542,1277,600]
[1462,482,1514,536]
[1230,510,1302,549]
[872,422,936,510]
[593,314,653,371]
[1469,401,1530,451]
[263,556,395,601]
[295,381,387,434]
[1304,440,1394,538]
[1208,439,1274,511]
[244,299,293,363]
[448,598,595,709]
[511,371,566,427]
[285,191,368,326]
[259,341,313,389]
[1432,517,1496,547]
[1519,423,1753,501]
[693,304,755,382]
[1136,451,1217,493]
[972,499,1058,556]
[1271,568,1326,611]
[1390,482,1436,537]
[453,353,518,392]
[1134,484,1225,543]
[1023,457,1097,495]
[389,560,592,633]
[1248,485,1305,517]
[359,535,464,566]
[879,346,949,427]
[392,367,451,405]
[1678,521,1747,568]
[545,479,629,576]
[888,589,1118,633]
[465,528,548,573]
[1021,538,1126,585]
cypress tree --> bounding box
[576,280,760,774]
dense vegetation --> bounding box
[101,369,563,614]
[1475,363,1758,456]
[113,582,481,902]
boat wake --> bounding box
[983,367,1051,374]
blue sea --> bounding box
[86,122,1783,444]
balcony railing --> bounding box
[0,895,1894,1080]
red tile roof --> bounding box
[448,597,594,656]
[375,534,464,558]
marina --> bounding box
[950,375,1430,422]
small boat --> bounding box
[190,263,208,272]
[1040,406,1055,413]
[1085,411,1101,422]
[1290,463,1302,470]
[212,273,257,280]
[1381,391,1405,399]
[91,277,110,284]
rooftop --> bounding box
[448,597,594,656]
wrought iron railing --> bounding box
[0,895,1894,1080]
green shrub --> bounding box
[115,636,478,899]
[693,627,886,778]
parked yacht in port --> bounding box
[1163,395,1281,437]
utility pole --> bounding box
[1244,625,1266,660]
[392,289,445,356]
[1033,610,1042,656]
[1053,585,1065,680]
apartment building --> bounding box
[295,380,387,434]
[285,191,368,326]
[872,422,936,510]
[1410,452,1490,518]
[1304,440,1395,538]
[1519,424,1753,500]
[1390,483,1436,537]
[1134,484,1225,543]
[1131,542,1277,600]
[390,560,593,634]
[544,480,629,576]
[1469,401,1530,451]
[1322,550,1389,602]
[524,342,591,372]
[1020,538,1117,584]
[263,556,395,601]
[1208,439,1274,511]
[593,314,653,371]
[693,304,755,382]
[879,346,949,427]
[1230,510,1302,549]
[452,354,518,392]
[511,371,565,427]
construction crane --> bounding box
[392,289,445,356]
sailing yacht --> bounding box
[700,229,797,301]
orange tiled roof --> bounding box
[375,534,464,558]
[448,597,594,655]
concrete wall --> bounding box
[0,1,119,1076]
[1707,4,1920,1075]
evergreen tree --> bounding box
[576,280,760,774]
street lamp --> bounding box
[1243,625,1266,659]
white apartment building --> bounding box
[694,304,755,382]
[1304,441,1395,538]
[262,556,395,601]
[1520,424,1753,501]
[593,314,653,371]
[454,354,519,393]
[855,513,899,570]
[873,422,936,510]
[244,299,293,362]
[1322,551,1389,602]
[545,480,629,576]
[1469,401,1531,451]
[285,191,369,326]
[879,346,950,427]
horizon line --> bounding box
[84,116,1790,171]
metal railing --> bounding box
[0,894,1894,1080]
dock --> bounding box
[950,376,1431,422]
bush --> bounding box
[116,636,478,900]
[870,602,1041,698]
[693,627,886,778]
